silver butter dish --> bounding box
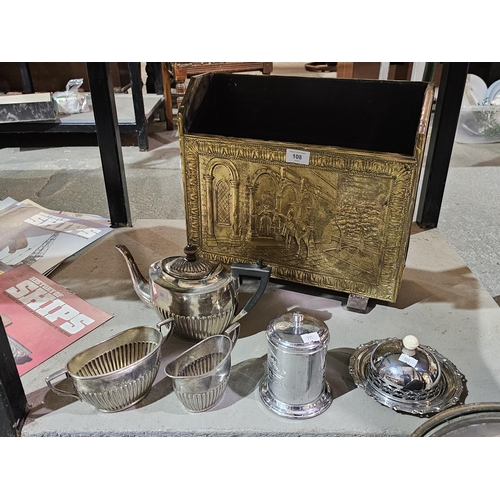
[349,335,465,417]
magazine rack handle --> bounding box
[45,368,79,400]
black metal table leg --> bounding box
[154,62,163,95]
[128,62,149,152]
[0,317,29,437]
[86,62,132,227]
[19,63,34,94]
[416,62,469,228]
[153,62,166,122]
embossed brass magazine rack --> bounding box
[178,73,433,303]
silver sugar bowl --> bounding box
[260,311,333,419]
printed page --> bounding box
[0,198,113,275]
[0,264,113,376]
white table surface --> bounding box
[19,220,500,437]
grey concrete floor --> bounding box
[1,63,500,302]
[438,140,500,301]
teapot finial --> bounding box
[184,244,198,262]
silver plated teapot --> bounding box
[116,244,271,341]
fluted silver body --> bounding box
[116,244,271,342]
[165,323,239,412]
[45,319,174,412]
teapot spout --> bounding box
[115,244,153,308]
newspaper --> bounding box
[0,197,113,275]
[0,264,113,376]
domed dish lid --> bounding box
[369,335,441,392]
[267,311,329,351]
[349,336,465,416]
[163,245,223,280]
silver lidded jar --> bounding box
[349,335,464,416]
[260,311,333,419]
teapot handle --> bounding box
[230,261,272,324]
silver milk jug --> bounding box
[260,310,333,419]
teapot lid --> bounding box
[164,245,223,280]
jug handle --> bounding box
[230,261,272,324]
[224,322,240,347]
[156,317,175,346]
[45,369,80,400]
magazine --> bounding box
[0,197,113,275]
[0,264,113,376]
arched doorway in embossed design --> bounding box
[205,159,240,242]
[215,179,231,225]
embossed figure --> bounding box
[279,206,315,258]
[321,216,343,251]
[282,210,296,249]
[290,222,314,258]
[258,204,273,237]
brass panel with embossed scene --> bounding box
[178,73,433,302]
